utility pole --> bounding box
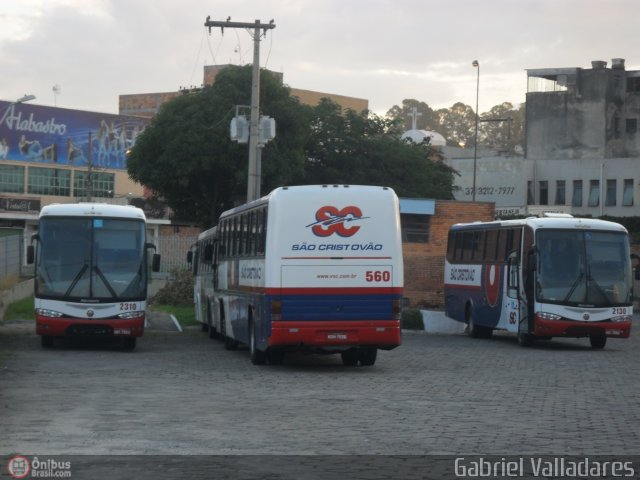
[204,16,276,202]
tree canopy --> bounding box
[128,66,457,227]
[386,98,525,149]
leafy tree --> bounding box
[127,66,309,226]
[386,99,438,131]
[128,66,457,227]
[478,102,525,152]
[304,99,456,198]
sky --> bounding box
[2,0,638,117]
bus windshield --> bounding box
[536,229,631,307]
[36,217,147,301]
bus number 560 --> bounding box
[366,270,391,282]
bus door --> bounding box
[505,250,520,333]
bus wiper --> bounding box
[587,275,612,306]
[563,271,584,302]
[93,265,118,298]
[64,263,89,297]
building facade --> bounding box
[446,57,640,219]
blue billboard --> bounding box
[0,101,149,170]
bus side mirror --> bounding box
[632,254,640,280]
[186,251,193,264]
[26,245,35,265]
[152,253,161,272]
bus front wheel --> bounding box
[590,335,607,349]
[517,331,534,347]
[41,336,54,348]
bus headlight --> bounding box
[611,315,632,323]
[35,308,64,318]
[536,311,562,321]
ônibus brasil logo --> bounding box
[307,205,368,237]
[7,456,30,479]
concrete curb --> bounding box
[420,309,465,334]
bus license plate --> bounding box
[113,328,131,336]
[327,333,348,340]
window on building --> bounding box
[555,180,566,205]
[527,181,534,205]
[613,117,621,139]
[627,77,640,93]
[626,119,638,135]
[588,180,600,207]
[400,214,430,243]
[73,171,115,198]
[27,167,71,196]
[539,181,548,205]
[605,179,617,206]
[572,180,583,207]
[623,179,634,206]
[0,165,25,193]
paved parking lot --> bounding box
[1,316,639,460]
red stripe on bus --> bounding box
[281,256,393,260]
[266,287,403,295]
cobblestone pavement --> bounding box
[1,317,639,458]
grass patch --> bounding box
[150,304,197,327]
[4,296,34,322]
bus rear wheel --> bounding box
[341,349,359,366]
[358,347,377,366]
[466,308,492,339]
[249,322,267,365]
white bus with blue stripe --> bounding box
[193,185,404,366]
[444,213,633,349]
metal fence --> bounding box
[156,232,199,274]
[0,234,25,282]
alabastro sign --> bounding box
[0,101,148,170]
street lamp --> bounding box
[16,94,36,104]
[472,60,479,202]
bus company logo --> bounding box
[307,205,369,238]
[484,264,501,307]
[7,455,30,479]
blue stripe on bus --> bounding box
[272,293,400,322]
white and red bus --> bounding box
[444,213,633,349]
[191,185,404,366]
[27,203,160,349]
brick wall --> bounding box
[403,200,494,308]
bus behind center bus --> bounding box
[444,213,633,349]
[189,184,404,366]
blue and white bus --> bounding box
[190,185,404,366]
[444,213,633,349]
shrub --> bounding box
[150,268,194,305]
[401,309,424,330]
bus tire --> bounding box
[201,322,209,333]
[122,337,137,351]
[341,349,359,366]
[41,336,54,348]
[590,335,607,349]
[267,348,285,365]
[517,332,534,347]
[358,347,377,366]
[249,321,267,365]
